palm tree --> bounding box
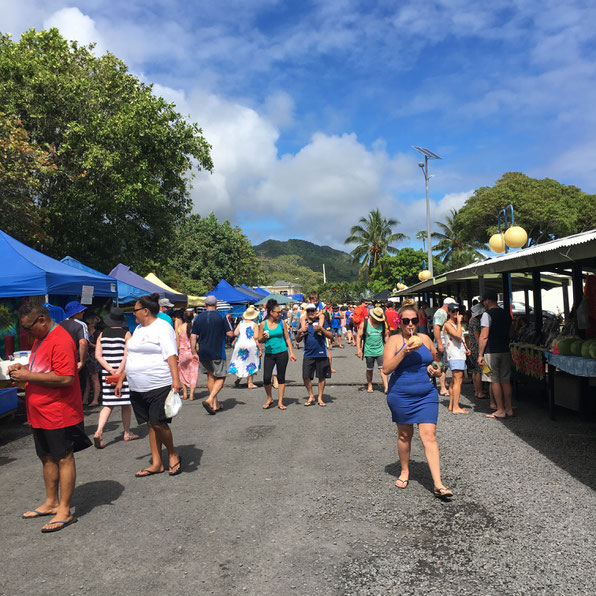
[416,230,427,252]
[344,208,408,277]
[431,209,487,270]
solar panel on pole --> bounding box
[412,146,442,160]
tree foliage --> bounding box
[167,213,263,293]
[431,209,487,269]
[0,111,55,246]
[456,172,596,247]
[0,29,213,270]
[344,208,408,277]
[313,281,368,304]
[369,248,446,291]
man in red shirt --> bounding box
[385,301,400,335]
[8,302,91,533]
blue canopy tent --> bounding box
[255,287,270,296]
[207,279,254,304]
[237,284,263,300]
[109,264,187,304]
[0,230,118,298]
[61,256,145,304]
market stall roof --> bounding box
[109,264,187,303]
[371,289,392,301]
[206,279,254,304]
[61,256,144,304]
[236,284,264,300]
[255,287,270,296]
[0,230,118,298]
[393,271,570,298]
[255,293,294,306]
[144,273,204,307]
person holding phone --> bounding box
[382,305,453,499]
[442,303,471,414]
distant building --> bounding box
[263,280,303,296]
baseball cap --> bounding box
[305,303,317,311]
[205,295,217,306]
[447,303,460,312]
[443,297,456,305]
[158,298,174,308]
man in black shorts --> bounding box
[296,303,333,407]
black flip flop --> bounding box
[135,468,163,478]
[304,401,315,407]
[202,401,215,415]
[41,518,78,533]
[169,456,182,476]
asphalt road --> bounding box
[1,345,595,595]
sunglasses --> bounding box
[133,306,148,313]
[21,316,42,332]
[400,317,419,325]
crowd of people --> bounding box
[8,288,514,532]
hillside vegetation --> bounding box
[253,239,359,283]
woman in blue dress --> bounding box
[382,304,453,499]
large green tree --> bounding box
[456,172,596,247]
[344,208,408,277]
[168,213,262,294]
[0,29,213,270]
[0,111,55,246]
[313,281,367,304]
[431,209,487,269]
[369,248,446,291]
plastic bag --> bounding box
[164,390,182,418]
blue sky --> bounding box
[2,1,595,252]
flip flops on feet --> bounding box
[93,434,104,449]
[169,456,182,476]
[22,509,55,519]
[135,468,163,478]
[395,477,409,489]
[41,518,78,533]
[433,487,453,499]
[202,401,215,415]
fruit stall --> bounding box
[393,229,596,419]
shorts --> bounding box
[33,422,92,461]
[331,327,341,337]
[448,359,466,371]
[303,357,331,380]
[129,385,173,426]
[200,359,228,378]
[365,355,384,370]
[485,352,512,383]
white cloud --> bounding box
[43,7,105,53]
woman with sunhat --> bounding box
[229,305,261,389]
[93,307,139,448]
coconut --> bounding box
[407,335,423,350]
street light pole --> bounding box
[413,146,442,278]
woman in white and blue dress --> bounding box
[92,307,139,448]
[229,305,261,388]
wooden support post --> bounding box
[465,279,473,311]
[562,279,570,317]
[523,288,530,317]
[478,275,485,300]
[571,265,583,310]
[532,270,543,339]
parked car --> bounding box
[498,301,556,319]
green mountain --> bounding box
[253,239,359,282]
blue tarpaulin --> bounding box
[0,230,118,298]
[109,264,187,304]
[255,287,270,296]
[62,256,145,304]
[206,279,254,304]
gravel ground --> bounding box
[1,346,595,595]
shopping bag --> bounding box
[164,390,182,418]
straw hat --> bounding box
[370,307,385,322]
[242,305,259,320]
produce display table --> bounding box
[510,343,546,381]
[544,352,596,420]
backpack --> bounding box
[352,305,366,326]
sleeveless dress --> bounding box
[228,320,260,377]
[178,327,199,386]
[100,327,131,407]
[386,341,438,424]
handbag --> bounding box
[105,374,121,385]
[164,390,182,418]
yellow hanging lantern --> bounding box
[489,233,506,253]
[504,226,528,249]
[396,282,406,291]
[418,270,431,282]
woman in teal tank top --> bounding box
[258,299,296,410]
